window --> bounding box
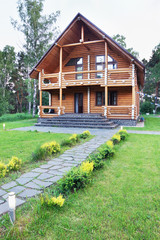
[58,94,65,100]
[96,56,105,78]
[95,55,117,78]
[108,91,117,105]
[96,92,105,106]
[76,58,83,80]
[108,56,117,70]
[65,57,83,80]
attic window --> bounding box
[96,55,117,78]
[65,58,82,66]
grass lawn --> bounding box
[0,119,93,185]
[0,118,37,130]
[1,133,159,239]
[125,114,160,131]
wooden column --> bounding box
[132,63,135,119]
[81,25,84,42]
[104,41,108,117]
[59,47,63,114]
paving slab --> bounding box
[18,189,41,198]
[21,172,40,178]
[40,164,53,169]
[48,170,64,176]
[0,189,7,197]
[0,199,4,204]
[0,198,25,215]
[37,173,53,180]
[32,168,48,173]
[9,186,26,194]
[32,179,53,188]
[46,175,63,182]
[16,177,32,185]
[49,166,63,170]
[1,181,17,190]
[25,182,42,190]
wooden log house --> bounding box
[30,13,145,126]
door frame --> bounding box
[74,93,83,113]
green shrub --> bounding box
[118,129,128,140]
[40,194,65,207]
[69,134,79,144]
[57,167,90,195]
[0,162,7,178]
[99,143,115,159]
[61,139,72,147]
[112,134,121,144]
[7,156,21,171]
[88,153,104,170]
[140,101,154,114]
[80,161,94,174]
[80,130,91,139]
[32,141,60,161]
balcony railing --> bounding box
[106,106,136,119]
[41,68,132,90]
[38,106,65,117]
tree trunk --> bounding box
[32,79,37,117]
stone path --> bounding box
[0,127,119,216]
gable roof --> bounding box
[30,12,145,87]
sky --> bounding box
[0,0,160,61]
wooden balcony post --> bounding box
[39,71,42,107]
[132,63,135,119]
[104,41,108,117]
[59,47,63,114]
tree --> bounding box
[145,43,160,101]
[113,34,139,58]
[11,0,60,116]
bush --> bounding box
[7,156,21,171]
[40,194,65,207]
[88,153,104,170]
[61,139,72,147]
[140,101,154,114]
[112,134,121,144]
[32,141,60,161]
[0,162,7,178]
[118,129,128,140]
[99,143,115,159]
[80,161,94,174]
[69,134,78,144]
[57,167,90,194]
[80,130,91,139]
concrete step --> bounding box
[35,123,118,129]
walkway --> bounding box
[0,127,119,216]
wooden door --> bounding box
[74,93,83,113]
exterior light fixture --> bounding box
[8,192,16,224]
[3,123,5,130]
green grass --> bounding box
[0,118,93,185]
[126,114,160,131]
[1,134,159,239]
[0,118,37,130]
[0,113,38,122]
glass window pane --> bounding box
[76,58,83,65]
[96,55,105,63]
[76,74,83,79]
[77,66,83,71]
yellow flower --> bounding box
[80,161,94,174]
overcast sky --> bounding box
[0,0,160,61]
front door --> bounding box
[74,93,83,113]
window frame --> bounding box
[96,91,105,106]
[75,57,83,80]
[95,55,117,78]
[108,91,117,106]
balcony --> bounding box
[40,68,132,90]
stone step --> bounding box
[35,123,118,129]
[36,120,114,126]
[37,119,112,124]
